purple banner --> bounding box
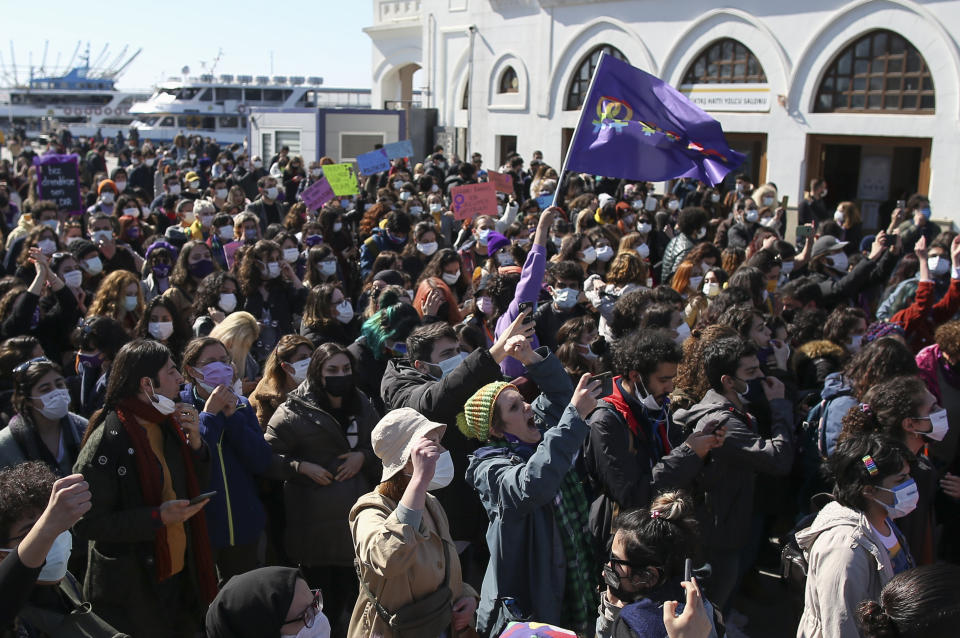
[33,153,82,215]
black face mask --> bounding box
[323,374,354,398]
[603,564,643,604]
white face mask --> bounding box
[333,222,343,232]
[148,321,174,341]
[400,191,411,201]
[645,196,658,212]
[283,247,300,264]
[759,216,778,228]
[219,293,237,313]
[496,251,514,266]
[636,376,663,411]
[216,188,228,200]
[33,388,71,420]
[63,270,83,289]
[631,199,643,210]
[168,184,181,195]
[145,158,155,167]
[703,281,721,297]
[848,334,863,352]
[827,251,849,273]
[282,611,331,638]
[200,215,214,228]
[253,160,263,169]
[265,186,279,200]
[37,238,56,255]
[477,296,493,315]
[148,381,177,415]
[36,530,72,583]
[428,451,455,490]
[581,246,597,264]
[320,260,337,276]
[288,358,310,384]
[928,256,950,276]
[667,199,680,211]
[553,287,579,309]
[429,352,466,380]
[124,295,138,312]
[310,168,322,177]
[336,300,355,324]
[442,270,460,285]
[409,206,423,216]
[219,225,235,241]
[762,196,775,207]
[182,210,196,224]
[781,261,795,274]
[695,227,707,240]
[637,222,652,234]
[873,478,919,519]
[417,241,439,256]
[921,408,949,441]
[115,181,127,192]
[834,210,845,225]
[123,207,139,218]
[635,243,650,259]
[429,203,442,213]
[83,257,103,275]
[596,245,615,262]
[189,180,201,191]
[100,192,115,204]
[93,229,113,244]
[710,193,721,203]
[745,208,759,223]
[265,261,282,279]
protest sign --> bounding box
[323,163,360,196]
[33,154,82,214]
[356,148,390,175]
[383,140,414,160]
[450,182,498,220]
[487,170,513,194]
[300,176,335,210]
[536,194,554,210]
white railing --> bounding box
[376,0,422,23]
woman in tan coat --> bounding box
[349,407,478,638]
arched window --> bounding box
[498,66,519,94]
[815,30,934,113]
[682,38,767,84]
[564,45,627,111]
[461,79,469,110]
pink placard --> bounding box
[300,176,335,210]
[487,170,513,194]
[450,182,498,220]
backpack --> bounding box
[779,493,832,604]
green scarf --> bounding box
[487,440,598,632]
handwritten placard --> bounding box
[450,182,498,220]
[487,170,513,194]
[323,163,360,196]
[383,140,414,160]
[356,148,390,175]
[300,176,335,210]
[33,154,81,214]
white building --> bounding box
[365,0,960,229]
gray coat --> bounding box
[795,501,894,638]
[0,412,87,475]
[464,352,586,634]
[673,389,794,549]
[265,379,379,566]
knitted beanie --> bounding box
[456,381,515,441]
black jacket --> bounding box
[245,197,288,233]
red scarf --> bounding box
[116,397,218,604]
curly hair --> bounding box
[721,247,745,275]
[842,338,918,398]
[606,252,647,287]
[250,334,314,428]
[0,461,56,542]
[672,324,738,407]
[16,226,60,268]
[169,240,219,294]
[610,329,682,380]
[839,376,929,445]
[191,271,242,321]
[87,270,142,322]
[824,306,868,347]
[135,295,191,360]
[717,304,763,341]
[935,320,960,362]
[238,239,281,297]
[556,315,597,347]
[609,288,658,339]
[418,249,467,299]
[685,242,722,268]
[358,202,391,238]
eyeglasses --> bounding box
[284,589,323,628]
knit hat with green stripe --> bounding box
[456,381,515,441]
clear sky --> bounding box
[4,0,374,91]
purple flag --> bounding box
[565,54,745,185]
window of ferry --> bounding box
[219,116,240,129]
[263,89,285,102]
[215,87,243,103]
[178,87,201,100]
[159,116,174,127]
[245,88,262,102]
[815,29,935,113]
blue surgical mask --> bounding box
[873,478,919,519]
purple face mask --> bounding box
[197,361,234,388]
[152,263,171,279]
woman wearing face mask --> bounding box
[588,253,649,340]
[209,312,262,396]
[348,302,421,415]
[683,267,727,329]
[460,339,601,636]
[417,248,468,306]
[839,376,942,565]
[400,222,442,283]
[164,240,221,322]
[303,244,341,289]
[349,406,479,638]
[181,337,273,586]
[661,207,709,282]
[13,226,62,282]
[250,335,314,428]
[86,270,144,337]
[191,271,243,337]
[239,239,307,363]
[797,433,916,638]
[598,492,719,638]
[823,305,869,357]
[554,231,598,277]
[140,241,177,303]
[301,284,358,348]
[669,259,705,302]
[73,340,215,638]
[275,231,306,279]
[88,180,118,215]
[136,296,190,364]
[0,359,87,475]
[206,566,332,638]
[833,201,863,254]
[267,343,379,638]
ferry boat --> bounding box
[129,75,376,145]
[0,47,149,140]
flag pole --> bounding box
[550,51,607,211]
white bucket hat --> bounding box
[371,407,446,482]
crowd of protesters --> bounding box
[0,129,958,638]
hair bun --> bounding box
[650,490,693,522]
[856,600,899,638]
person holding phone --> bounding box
[181,336,274,586]
[460,337,602,636]
[73,339,216,638]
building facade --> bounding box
[366,0,960,229]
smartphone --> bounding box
[189,491,217,505]
[780,195,789,209]
[684,558,693,582]
[592,371,613,396]
[796,225,813,239]
[896,199,906,209]
[518,301,536,324]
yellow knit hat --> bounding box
[456,381,515,441]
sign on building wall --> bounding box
[678,83,770,112]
